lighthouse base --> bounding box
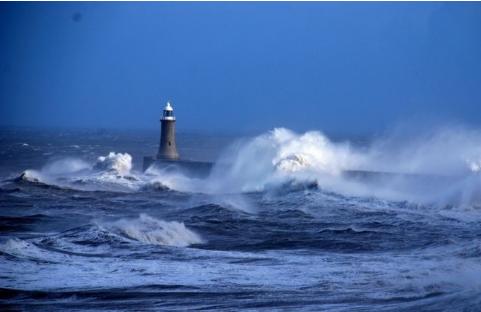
[143,156,213,178]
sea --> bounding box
[1,126,481,311]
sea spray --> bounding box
[205,128,363,193]
[94,152,133,176]
[202,127,481,207]
[364,125,481,176]
[13,127,481,207]
[42,158,90,176]
[16,152,141,192]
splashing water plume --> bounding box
[13,126,481,208]
[94,152,133,176]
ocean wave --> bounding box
[0,214,51,233]
[197,127,481,208]
[93,152,132,176]
[15,169,47,184]
[13,170,69,191]
[12,127,481,209]
[13,153,143,192]
[0,215,204,262]
[0,238,70,263]
[100,214,204,247]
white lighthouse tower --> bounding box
[157,101,179,160]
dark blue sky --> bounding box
[1,2,481,135]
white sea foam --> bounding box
[17,152,141,192]
[94,152,132,176]
[102,214,204,247]
[2,238,481,299]
[0,238,70,262]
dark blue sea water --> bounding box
[1,127,481,311]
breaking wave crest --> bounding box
[14,152,142,192]
[205,128,362,193]
[0,214,204,263]
[94,152,132,176]
[99,214,204,247]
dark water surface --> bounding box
[1,128,481,311]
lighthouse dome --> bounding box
[164,102,174,111]
[162,101,175,121]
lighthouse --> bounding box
[143,100,212,175]
[157,102,179,160]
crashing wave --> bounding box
[274,154,310,173]
[15,170,43,184]
[200,128,362,193]
[101,214,204,247]
[12,170,67,190]
[270,128,359,175]
[12,152,141,192]
[94,152,132,176]
[11,127,481,207]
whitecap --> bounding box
[100,214,204,247]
